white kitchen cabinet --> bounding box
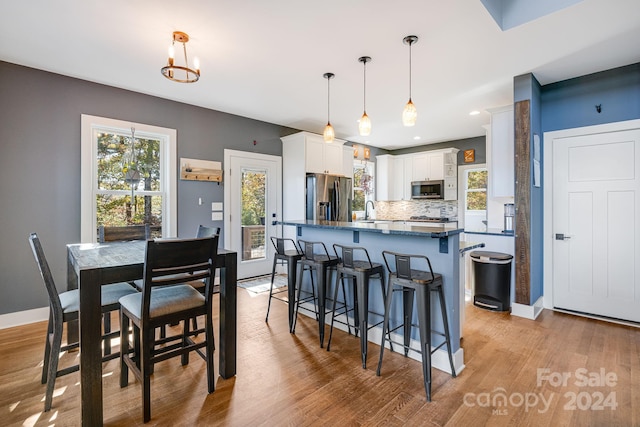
[303,134,345,175]
[412,151,444,181]
[377,148,458,201]
[391,155,412,200]
[487,105,514,198]
[281,131,346,239]
[343,145,355,177]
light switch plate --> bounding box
[211,202,223,211]
[211,212,223,221]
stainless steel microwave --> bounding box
[411,180,444,199]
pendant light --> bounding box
[402,35,418,127]
[161,31,201,83]
[358,56,372,136]
[323,72,335,143]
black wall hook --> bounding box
[595,104,602,113]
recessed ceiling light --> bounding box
[469,110,480,116]
[414,136,421,140]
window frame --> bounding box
[80,114,177,242]
[353,159,375,214]
[464,167,488,213]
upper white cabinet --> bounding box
[487,105,514,198]
[303,134,346,175]
[412,151,444,181]
[281,132,347,236]
[343,145,355,177]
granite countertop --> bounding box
[278,219,464,238]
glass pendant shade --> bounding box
[402,99,417,127]
[322,72,335,143]
[323,122,335,143]
[402,36,418,127]
[359,112,371,136]
[358,56,372,136]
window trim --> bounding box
[464,167,488,213]
[352,159,375,213]
[80,114,177,242]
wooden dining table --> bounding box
[66,240,237,426]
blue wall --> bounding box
[542,62,640,133]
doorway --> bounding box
[224,150,282,280]
[544,120,640,322]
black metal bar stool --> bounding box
[328,244,387,369]
[292,239,341,347]
[377,250,456,401]
[265,236,304,332]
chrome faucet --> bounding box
[365,200,375,220]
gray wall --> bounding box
[0,61,296,315]
[390,135,487,164]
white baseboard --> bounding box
[510,296,544,320]
[0,306,48,330]
[299,303,465,375]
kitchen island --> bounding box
[279,219,465,374]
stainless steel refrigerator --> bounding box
[306,173,352,222]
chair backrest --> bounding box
[298,239,330,260]
[141,236,219,319]
[382,250,436,282]
[98,224,150,243]
[28,233,63,322]
[270,237,300,255]
[333,244,373,269]
[197,225,220,238]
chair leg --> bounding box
[339,274,352,335]
[181,318,190,366]
[103,312,112,356]
[265,257,279,322]
[436,285,457,378]
[402,288,415,357]
[120,312,130,388]
[376,277,395,377]
[291,263,305,334]
[327,272,343,351]
[44,319,63,412]
[415,286,432,401]
[142,328,153,423]
[41,314,53,384]
[205,313,216,393]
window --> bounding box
[81,115,177,242]
[353,160,375,213]
[465,168,487,212]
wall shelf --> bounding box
[180,158,223,182]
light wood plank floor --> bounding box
[1,288,639,426]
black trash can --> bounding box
[470,251,513,311]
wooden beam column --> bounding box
[514,100,531,305]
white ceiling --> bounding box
[2,0,639,150]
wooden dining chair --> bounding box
[119,236,219,423]
[28,233,137,412]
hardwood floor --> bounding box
[1,288,639,426]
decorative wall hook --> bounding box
[595,104,602,113]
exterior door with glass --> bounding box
[224,150,281,279]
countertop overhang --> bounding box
[278,219,464,238]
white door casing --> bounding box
[224,150,282,280]
[544,120,640,322]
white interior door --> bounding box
[552,128,640,321]
[224,150,281,280]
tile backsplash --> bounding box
[372,200,458,220]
